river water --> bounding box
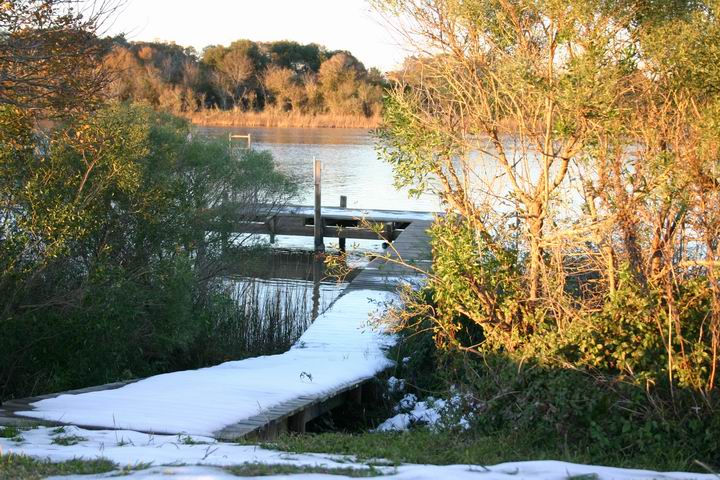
[195,126,442,213]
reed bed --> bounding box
[186,110,381,129]
[190,277,339,364]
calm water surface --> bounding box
[195,126,442,212]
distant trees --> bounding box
[99,38,385,118]
[319,52,382,116]
[102,40,201,114]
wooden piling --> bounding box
[383,222,395,242]
[268,217,277,244]
[314,159,325,253]
[339,195,347,252]
[311,257,321,320]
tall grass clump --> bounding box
[185,277,335,366]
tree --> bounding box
[216,47,255,108]
[374,0,720,393]
[318,52,367,115]
[375,0,644,303]
[264,65,301,111]
[266,40,324,74]
[0,0,118,114]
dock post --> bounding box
[311,256,321,320]
[383,222,395,242]
[339,195,347,253]
[314,158,325,253]
[229,133,252,149]
[268,216,277,244]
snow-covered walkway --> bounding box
[14,289,396,437]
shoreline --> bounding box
[186,111,381,129]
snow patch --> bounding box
[0,427,710,479]
[376,392,473,432]
[386,376,405,393]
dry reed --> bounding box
[186,109,381,129]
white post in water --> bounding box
[229,133,252,149]
[314,158,325,253]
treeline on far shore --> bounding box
[101,37,386,127]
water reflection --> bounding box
[223,249,352,325]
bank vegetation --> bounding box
[375,0,720,468]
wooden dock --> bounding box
[213,203,436,244]
[0,218,434,440]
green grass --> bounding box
[0,454,115,480]
[177,434,209,445]
[225,463,383,477]
[0,426,24,442]
[50,434,86,446]
[257,430,703,473]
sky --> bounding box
[103,0,410,72]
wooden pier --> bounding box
[0,218,434,440]
[221,203,435,244]
[211,159,437,251]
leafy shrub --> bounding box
[0,102,297,399]
[392,309,720,468]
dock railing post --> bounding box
[314,158,325,253]
[339,195,347,252]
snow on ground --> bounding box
[375,391,472,432]
[243,233,386,254]
[1,426,364,471]
[0,426,714,480]
[16,289,397,436]
[49,464,719,480]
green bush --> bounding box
[392,311,720,468]
[0,102,297,400]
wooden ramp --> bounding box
[0,220,434,440]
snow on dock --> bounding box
[2,220,433,439]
